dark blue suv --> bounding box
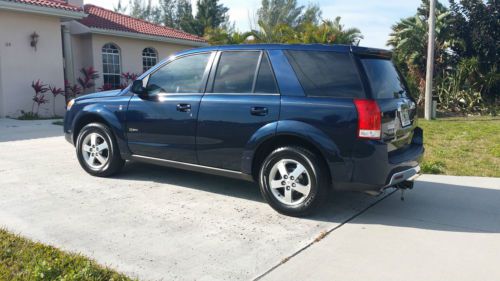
[64,44,423,216]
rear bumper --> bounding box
[334,127,424,192]
[384,165,421,188]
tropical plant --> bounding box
[77,67,100,92]
[49,85,64,117]
[120,72,140,89]
[64,80,82,100]
[436,58,483,113]
[204,27,252,45]
[387,0,453,105]
[449,0,499,103]
[31,80,49,115]
[295,17,363,45]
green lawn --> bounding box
[0,229,134,281]
[419,116,500,177]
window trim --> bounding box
[207,50,280,96]
[144,51,215,96]
[102,43,122,88]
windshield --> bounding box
[361,58,408,99]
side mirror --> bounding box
[131,79,147,98]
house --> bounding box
[0,0,207,118]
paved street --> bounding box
[1,119,499,281]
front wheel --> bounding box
[76,123,125,177]
[259,146,329,216]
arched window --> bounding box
[142,47,158,72]
[102,43,121,88]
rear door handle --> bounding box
[250,107,268,116]
[176,103,191,112]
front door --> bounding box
[126,52,214,163]
[197,50,280,171]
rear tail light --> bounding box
[354,99,381,140]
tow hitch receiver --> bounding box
[396,180,414,201]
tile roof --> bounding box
[80,4,206,43]
[6,0,82,12]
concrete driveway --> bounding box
[1,119,499,281]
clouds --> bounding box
[85,0,426,48]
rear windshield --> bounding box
[285,50,364,98]
[361,58,408,99]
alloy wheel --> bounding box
[81,132,110,170]
[268,159,311,206]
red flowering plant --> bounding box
[31,80,49,115]
[64,80,82,101]
[120,72,140,90]
[49,85,64,117]
[77,67,99,93]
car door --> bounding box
[126,52,214,163]
[196,50,280,171]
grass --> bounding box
[419,116,500,177]
[0,229,134,281]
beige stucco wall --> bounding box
[0,10,66,117]
[70,33,93,86]
[83,34,192,90]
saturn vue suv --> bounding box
[64,44,424,216]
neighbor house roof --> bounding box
[5,0,82,12]
[80,4,206,44]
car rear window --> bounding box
[361,58,408,99]
[284,50,364,98]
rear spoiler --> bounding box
[350,46,392,59]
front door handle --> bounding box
[176,103,191,112]
[250,107,268,116]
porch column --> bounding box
[62,24,75,86]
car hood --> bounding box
[75,89,123,101]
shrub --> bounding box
[30,80,49,115]
[49,85,64,117]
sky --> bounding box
[84,0,437,49]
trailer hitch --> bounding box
[396,180,414,201]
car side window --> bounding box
[213,51,260,93]
[146,53,211,95]
[254,53,279,94]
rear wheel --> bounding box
[259,146,329,216]
[76,123,124,177]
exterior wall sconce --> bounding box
[30,32,39,51]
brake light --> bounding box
[354,99,381,140]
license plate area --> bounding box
[399,108,411,127]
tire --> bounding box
[75,123,125,177]
[259,146,329,216]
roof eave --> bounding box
[88,28,208,47]
[0,1,85,20]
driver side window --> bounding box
[146,53,211,95]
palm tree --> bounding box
[251,16,362,45]
[388,0,452,104]
[204,27,252,45]
[312,17,363,45]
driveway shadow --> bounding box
[116,161,500,234]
